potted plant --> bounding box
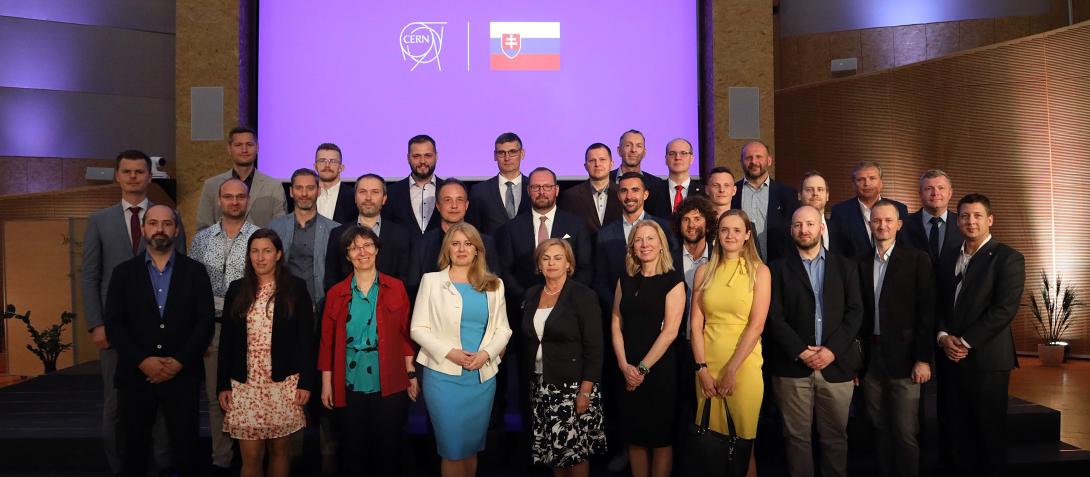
[1,304,75,373]
[1028,270,1080,367]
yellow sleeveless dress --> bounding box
[696,257,763,438]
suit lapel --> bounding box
[787,252,816,297]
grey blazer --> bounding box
[196,169,287,230]
[80,202,187,331]
[266,213,339,304]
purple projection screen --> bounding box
[257,1,699,180]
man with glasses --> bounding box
[313,142,357,224]
[468,132,530,235]
[383,134,444,235]
[647,138,704,218]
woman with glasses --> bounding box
[318,225,417,476]
[411,222,512,477]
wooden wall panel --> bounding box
[776,22,1090,355]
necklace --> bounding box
[544,283,562,296]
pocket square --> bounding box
[563,234,572,239]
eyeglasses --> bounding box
[315,158,342,165]
[494,148,522,158]
[348,243,377,253]
[666,151,693,158]
[528,184,556,193]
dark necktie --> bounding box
[928,216,943,259]
[504,181,517,219]
[673,185,684,212]
[129,206,142,254]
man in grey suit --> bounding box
[196,126,287,230]
[80,149,186,474]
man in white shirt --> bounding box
[467,132,530,235]
[383,134,444,234]
[559,143,623,237]
[313,143,356,224]
[798,170,836,252]
[648,138,705,218]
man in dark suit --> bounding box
[558,142,623,238]
[829,161,908,258]
[647,137,704,218]
[608,129,665,207]
[731,140,799,264]
[857,200,936,477]
[324,174,413,290]
[935,194,1024,476]
[104,204,214,477]
[764,205,863,477]
[313,142,357,225]
[902,169,963,265]
[467,132,530,236]
[81,150,186,475]
[382,134,444,235]
[406,179,499,296]
[798,170,846,254]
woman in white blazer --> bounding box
[411,222,512,477]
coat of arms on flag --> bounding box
[489,22,560,71]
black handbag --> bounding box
[678,397,754,477]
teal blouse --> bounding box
[345,276,380,393]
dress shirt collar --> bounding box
[498,174,522,186]
[321,179,341,191]
[667,177,692,193]
[683,242,710,261]
[960,234,992,260]
[922,208,949,224]
[743,175,770,191]
[121,197,150,211]
[623,210,647,226]
[532,206,558,225]
[875,241,895,263]
[409,175,437,190]
[144,249,176,271]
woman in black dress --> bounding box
[610,220,686,477]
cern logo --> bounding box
[400,22,446,71]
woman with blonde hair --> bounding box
[690,209,770,475]
[611,220,685,477]
[411,222,512,477]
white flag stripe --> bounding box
[489,22,560,39]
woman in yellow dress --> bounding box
[690,209,770,473]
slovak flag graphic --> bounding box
[489,22,560,71]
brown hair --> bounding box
[534,239,576,277]
[438,222,500,292]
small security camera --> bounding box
[150,156,170,179]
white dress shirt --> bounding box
[667,177,692,211]
[621,210,647,245]
[121,197,150,234]
[409,176,437,232]
[591,183,609,226]
[937,234,993,348]
[858,196,881,242]
[872,242,894,335]
[532,206,558,248]
[317,180,341,220]
[497,174,522,212]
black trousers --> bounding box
[338,389,409,476]
[117,378,200,477]
[936,358,1010,477]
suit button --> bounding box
[160,324,165,329]
[156,344,162,349]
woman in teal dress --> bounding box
[411,222,512,477]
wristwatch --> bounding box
[637,361,650,375]
[407,370,418,379]
[695,362,708,372]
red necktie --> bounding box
[129,206,142,254]
[673,185,684,212]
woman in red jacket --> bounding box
[319,224,418,475]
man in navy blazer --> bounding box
[558,143,623,238]
[902,169,963,266]
[324,174,414,290]
[467,132,530,236]
[798,170,847,254]
[608,129,666,209]
[313,142,357,225]
[104,205,214,477]
[382,134,444,235]
[829,161,908,258]
[731,140,799,264]
[647,138,705,218]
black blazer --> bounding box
[828,197,909,259]
[520,280,603,384]
[323,220,414,292]
[591,213,677,312]
[822,213,846,256]
[330,181,358,225]
[857,244,936,378]
[496,208,593,302]
[902,209,964,266]
[104,252,215,389]
[936,239,1024,372]
[731,179,800,264]
[647,178,705,219]
[467,175,530,236]
[382,176,444,235]
[405,227,500,297]
[558,180,623,236]
[217,276,316,393]
[764,249,863,383]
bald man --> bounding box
[731,141,799,264]
[646,138,704,218]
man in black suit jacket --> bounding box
[467,132,530,236]
[935,194,1024,476]
[647,138,705,218]
[798,170,847,254]
[731,140,799,264]
[558,142,623,238]
[764,205,863,477]
[104,205,214,477]
[608,129,665,209]
[902,169,964,266]
[382,134,444,235]
[324,174,413,291]
[313,142,357,224]
[829,161,909,258]
[857,200,936,477]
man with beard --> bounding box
[104,204,214,477]
[324,174,413,290]
[647,138,704,218]
[468,132,531,236]
[313,143,356,224]
[704,166,737,218]
[197,126,286,229]
[731,140,799,263]
[384,134,444,235]
[763,205,862,477]
[189,178,260,475]
[829,161,908,258]
[82,150,186,475]
[559,143,623,238]
[798,170,842,253]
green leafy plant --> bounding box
[2,304,75,373]
[1028,270,1080,345]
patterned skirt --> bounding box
[530,375,607,468]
